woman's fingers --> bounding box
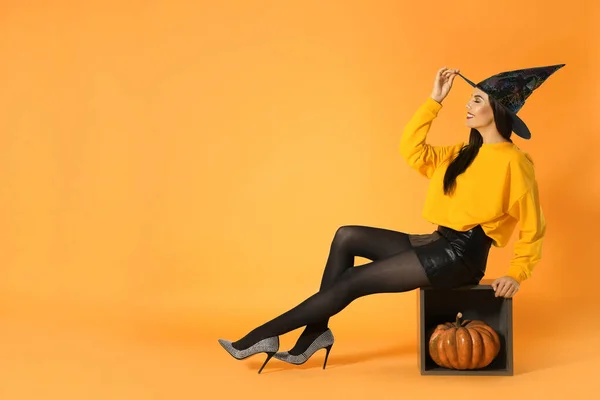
[448,73,457,85]
[437,67,459,75]
[440,69,459,85]
[495,281,507,297]
[500,281,519,298]
[503,284,517,298]
[432,67,459,102]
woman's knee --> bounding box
[333,225,360,247]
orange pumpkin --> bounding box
[428,312,501,370]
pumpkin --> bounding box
[428,312,501,370]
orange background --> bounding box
[1,0,599,398]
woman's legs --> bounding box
[231,234,431,350]
[233,225,414,352]
[282,225,416,354]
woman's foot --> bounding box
[273,329,334,368]
[287,326,330,355]
[217,336,279,374]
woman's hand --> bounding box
[491,276,520,298]
[431,67,459,104]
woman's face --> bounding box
[466,88,494,129]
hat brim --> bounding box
[505,105,531,140]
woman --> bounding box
[218,64,564,374]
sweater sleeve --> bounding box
[399,97,464,179]
[505,175,546,284]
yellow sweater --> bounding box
[399,97,546,284]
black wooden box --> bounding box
[417,279,513,375]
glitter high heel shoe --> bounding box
[273,329,334,369]
[218,336,279,374]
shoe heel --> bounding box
[323,344,333,369]
[258,351,276,374]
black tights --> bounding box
[232,225,432,353]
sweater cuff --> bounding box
[424,96,443,114]
[506,268,527,284]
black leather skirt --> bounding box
[409,225,493,289]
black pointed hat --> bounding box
[458,64,565,139]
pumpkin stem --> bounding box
[455,312,463,328]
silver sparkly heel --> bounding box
[218,336,279,374]
[273,329,334,369]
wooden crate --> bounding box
[417,279,513,375]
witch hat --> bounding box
[458,64,565,139]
